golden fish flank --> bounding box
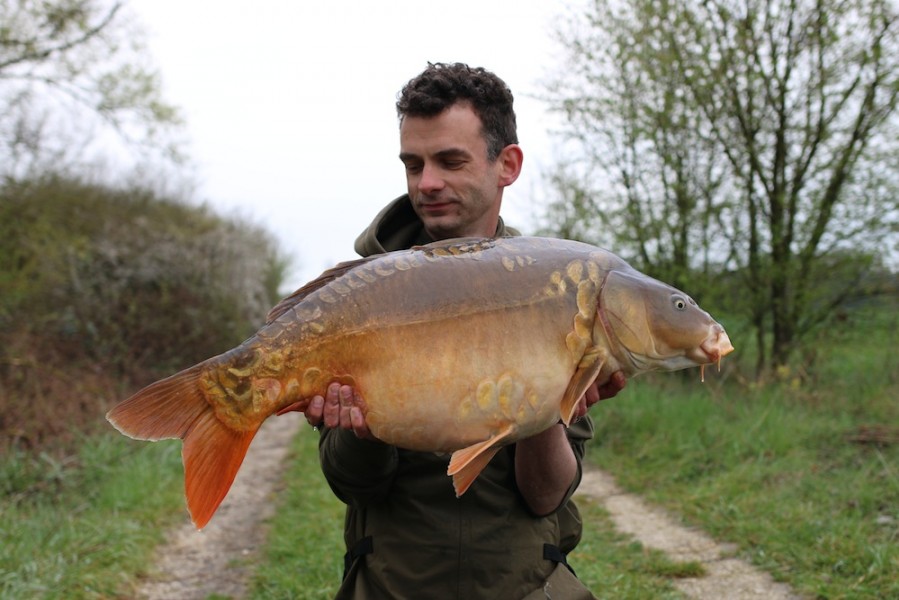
[106,235,734,530]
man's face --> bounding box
[399,103,518,240]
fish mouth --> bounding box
[696,326,735,364]
[688,326,734,382]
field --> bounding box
[0,303,896,598]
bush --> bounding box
[0,175,288,450]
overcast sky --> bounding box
[126,0,575,291]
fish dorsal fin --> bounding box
[447,424,515,496]
[559,347,606,426]
[265,255,378,323]
[411,237,496,253]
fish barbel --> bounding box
[107,236,734,529]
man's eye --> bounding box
[404,164,423,174]
[443,160,464,169]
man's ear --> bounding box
[497,144,523,187]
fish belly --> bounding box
[332,308,579,453]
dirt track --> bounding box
[136,417,801,599]
[136,415,302,600]
[575,470,801,599]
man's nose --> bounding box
[418,163,445,194]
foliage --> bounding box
[0,0,183,178]
[0,434,185,599]
[0,175,288,449]
[541,0,899,372]
[589,303,899,598]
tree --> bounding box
[542,0,899,372]
[0,0,182,178]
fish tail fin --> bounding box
[106,365,209,441]
[106,365,258,530]
[182,411,257,529]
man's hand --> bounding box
[571,370,627,421]
[298,382,375,440]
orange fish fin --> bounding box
[447,424,515,496]
[106,364,258,529]
[559,349,605,426]
[106,365,208,441]
[182,413,258,529]
[265,256,378,323]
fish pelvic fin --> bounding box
[559,348,606,426]
[447,424,515,496]
[106,365,258,530]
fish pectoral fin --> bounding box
[559,347,606,427]
[447,424,515,497]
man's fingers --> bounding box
[598,371,626,400]
[350,406,373,439]
[322,382,342,428]
[302,395,324,427]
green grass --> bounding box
[587,307,899,599]
[0,435,186,599]
[248,429,345,599]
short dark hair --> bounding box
[396,62,518,161]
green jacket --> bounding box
[321,195,597,599]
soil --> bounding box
[136,418,802,600]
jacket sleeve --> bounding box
[318,427,399,505]
[560,415,595,506]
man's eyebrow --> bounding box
[434,148,471,160]
[398,148,472,163]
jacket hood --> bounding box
[354,194,521,258]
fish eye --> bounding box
[672,296,688,311]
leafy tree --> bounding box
[542,0,899,372]
[0,0,182,178]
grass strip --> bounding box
[1,434,186,599]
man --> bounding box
[298,63,625,599]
